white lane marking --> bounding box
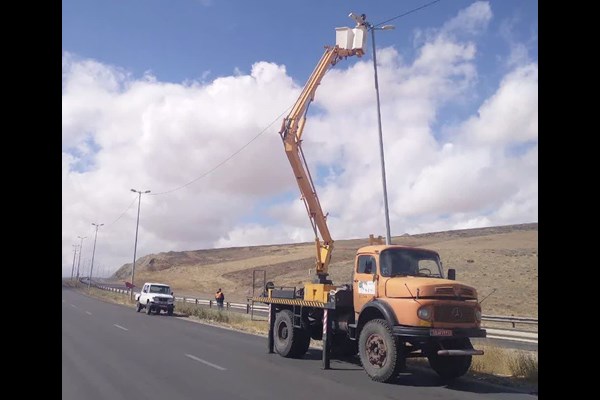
[113,324,128,331]
[85,311,92,315]
[185,354,227,371]
[70,304,78,309]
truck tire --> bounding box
[427,338,473,380]
[358,319,405,383]
[136,302,142,312]
[274,309,311,358]
[146,304,153,315]
[167,308,173,316]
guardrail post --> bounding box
[210,300,213,308]
[195,299,198,305]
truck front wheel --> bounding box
[358,319,404,383]
[274,310,310,358]
[146,303,153,315]
[427,338,473,380]
[136,302,142,312]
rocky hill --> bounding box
[113,222,538,317]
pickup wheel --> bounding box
[274,310,310,358]
[358,319,405,383]
[146,304,153,315]
[427,338,473,380]
[167,308,173,316]
[136,302,142,312]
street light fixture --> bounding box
[130,188,151,300]
[88,222,104,289]
[350,12,395,245]
[76,236,86,282]
[70,244,78,280]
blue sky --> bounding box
[62,0,538,277]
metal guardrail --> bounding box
[481,314,538,327]
[86,280,537,345]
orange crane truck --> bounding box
[251,16,485,383]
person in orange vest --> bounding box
[215,288,225,310]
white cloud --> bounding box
[62,2,537,277]
[442,1,492,37]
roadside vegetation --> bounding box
[64,280,537,391]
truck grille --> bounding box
[434,305,475,323]
[434,287,475,297]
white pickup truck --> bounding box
[135,282,175,315]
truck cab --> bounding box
[350,245,485,381]
[135,282,175,316]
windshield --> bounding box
[149,285,171,294]
[379,248,443,278]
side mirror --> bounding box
[447,268,456,280]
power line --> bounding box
[150,107,291,196]
[79,106,292,231]
[107,195,138,226]
[374,0,443,28]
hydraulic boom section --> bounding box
[279,45,364,284]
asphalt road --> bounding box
[62,287,536,400]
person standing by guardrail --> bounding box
[215,288,224,310]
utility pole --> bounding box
[76,236,86,283]
[88,222,104,289]
[130,188,151,300]
[70,245,78,280]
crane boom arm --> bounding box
[279,45,363,282]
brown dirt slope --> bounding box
[112,223,538,317]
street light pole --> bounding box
[354,13,395,245]
[76,235,86,282]
[130,188,151,300]
[70,245,78,280]
[88,222,104,289]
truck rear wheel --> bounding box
[427,338,473,380]
[274,310,310,358]
[358,319,404,383]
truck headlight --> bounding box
[417,306,432,321]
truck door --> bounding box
[353,255,377,314]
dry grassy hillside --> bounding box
[113,223,538,317]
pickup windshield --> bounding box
[379,249,443,278]
[149,285,171,294]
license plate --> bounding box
[430,328,453,336]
